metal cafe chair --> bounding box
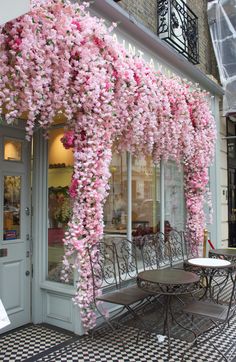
[138,233,160,270]
[180,273,236,361]
[136,231,173,271]
[87,240,152,337]
[163,229,186,269]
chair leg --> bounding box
[181,322,229,362]
[93,305,126,347]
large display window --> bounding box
[131,156,160,236]
[47,128,186,284]
[103,152,127,235]
[103,153,185,238]
[164,161,185,231]
[47,127,73,284]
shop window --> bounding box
[104,152,127,235]
[164,161,185,230]
[4,138,22,161]
[46,136,186,285]
[47,128,73,284]
[3,176,21,240]
[132,156,160,236]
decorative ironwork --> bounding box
[137,269,200,295]
[157,0,199,65]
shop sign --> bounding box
[112,31,177,78]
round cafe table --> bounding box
[188,257,231,268]
[137,269,200,358]
[186,257,232,301]
[209,248,236,263]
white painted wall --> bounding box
[0,0,30,25]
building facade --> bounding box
[116,0,228,247]
[0,0,226,336]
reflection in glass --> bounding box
[132,156,160,236]
[3,176,21,240]
[47,128,73,284]
[104,152,127,235]
[165,161,185,231]
[4,139,22,161]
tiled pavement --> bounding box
[0,317,236,362]
[0,324,78,362]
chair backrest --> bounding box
[137,231,174,270]
[211,266,236,306]
[139,233,160,270]
[155,231,174,268]
[87,240,119,300]
[166,229,185,267]
[114,238,139,285]
[213,271,236,322]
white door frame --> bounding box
[0,122,31,332]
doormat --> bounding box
[0,323,79,362]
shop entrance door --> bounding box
[0,125,31,332]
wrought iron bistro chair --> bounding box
[164,229,186,269]
[136,230,186,270]
[181,273,236,362]
[87,240,152,335]
[135,232,173,270]
[137,233,160,270]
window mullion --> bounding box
[127,152,132,241]
[160,157,165,234]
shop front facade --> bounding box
[0,0,224,335]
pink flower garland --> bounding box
[0,0,216,331]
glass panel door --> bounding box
[0,128,31,332]
[4,138,23,161]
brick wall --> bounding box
[186,0,219,79]
[116,0,219,80]
[117,0,157,34]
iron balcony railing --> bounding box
[157,0,199,64]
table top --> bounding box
[138,268,199,285]
[209,248,236,257]
[188,257,231,268]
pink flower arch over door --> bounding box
[0,0,216,330]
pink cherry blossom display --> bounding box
[0,0,216,330]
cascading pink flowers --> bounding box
[0,0,216,330]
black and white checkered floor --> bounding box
[0,319,236,362]
[0,324,78,362]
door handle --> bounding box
[25,271,30,276]
[25,207,30,216]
